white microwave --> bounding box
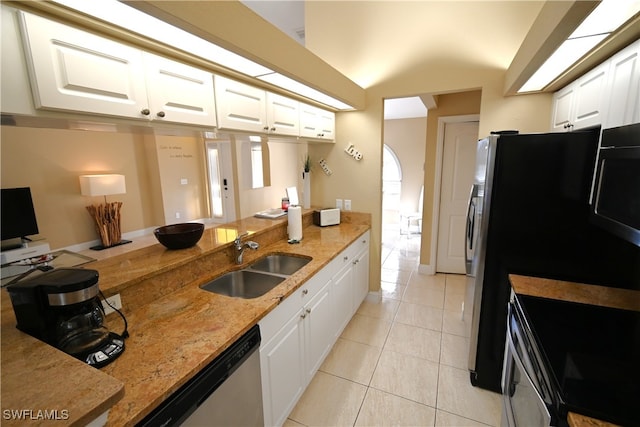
[590,123,640,247]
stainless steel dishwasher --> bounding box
[138,325,263,427]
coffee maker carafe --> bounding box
[7,268,125,368]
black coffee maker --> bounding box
[7,268,125,368]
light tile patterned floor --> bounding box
[284,229,501,427]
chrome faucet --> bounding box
[234,232,259,264]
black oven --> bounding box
[503,292,640,427]
[590,122,640,247]
[502,298,556,426]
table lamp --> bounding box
[79,174,131,250]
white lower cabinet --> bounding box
[260,306,305,427]
[332,259,354,339]
[259,230,370,426]
[353,241,370,313]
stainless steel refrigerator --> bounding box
[465,128,640,393]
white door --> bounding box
[206,141,236,223]
[437,121,479,273]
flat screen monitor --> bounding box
[1,187,40,242]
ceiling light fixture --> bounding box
[518,0,640,93]
[51,0,353,110]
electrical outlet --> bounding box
[102,294,122,315]
[344,199,352,211]
[175,212,181,219]
[336,199,343,209]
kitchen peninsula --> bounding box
[1,209,371,426]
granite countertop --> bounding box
[509,274,639,427]
[1,210,371,426]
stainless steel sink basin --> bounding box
[248,254,311,276]
[200,270,285,299]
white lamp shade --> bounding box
[79,174,126,196]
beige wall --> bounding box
[151,134,209,225]
[236,137,305,219]
[421,91,482,266]
[1,126,152,249]
[0,125,304,250]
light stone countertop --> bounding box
[1,210,371,426]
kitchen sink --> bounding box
[200,270,285,299]
[248,254,311,276]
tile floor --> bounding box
[284,230,502,427]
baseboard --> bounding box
[366,291,382,303]
[418,264,436,275]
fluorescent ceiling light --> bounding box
[257,73,354,110]
[518,0,640,93]
[51,0,354,110]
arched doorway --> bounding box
[382,144,402,238]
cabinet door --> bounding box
[266,92,299,136]
[299,103,335,141]
[144,53,216,126]
[317,109,336,140]
[332,261,354,339]
[304,281,334,381]
[299,103,320,138]
[572,63,608,130]
[18,12,148,119]
[353,244,370,314]
[550,85,575,132]
[260,310,305,427]
[214,76,267,132]
[604,40,640,128]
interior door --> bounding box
[437,121,479,273]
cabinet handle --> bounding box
[271,127,276,131]
[305,308,311,314]
[157,111,166,118]
[300,312,307,319]
[141,108,150,116]
[263,126,270,131]
[302,289,309,295]
[343,256,349,261]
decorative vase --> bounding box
[303,171,311,209]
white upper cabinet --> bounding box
[214,75,268,133]
[143,53,216,126]
[551,39,640,132]
[18,11,216,127]
[603,40,640,128]
[19,11,148,119]
[550,85,575,132]
[266,92,300,136]
[550,62,608,132]
[299,103,335,141]
[215,75,303,137]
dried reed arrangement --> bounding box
[86,201,123,248]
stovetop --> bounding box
[517,294,640,426]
